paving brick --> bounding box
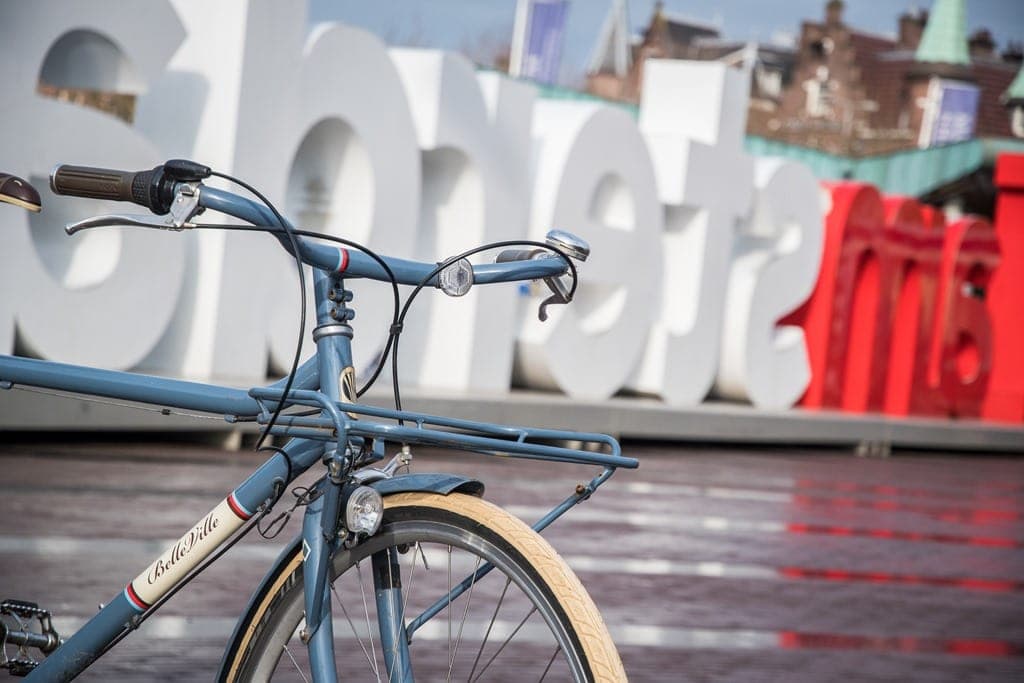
[1,441,1022,681]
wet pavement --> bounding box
[1,439,1022,681]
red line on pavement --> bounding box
[785,522,1024,548]
[777,566,1024,593]
[791,494,1021,525]
[778,630,1023,658]
[794,477,1024,502]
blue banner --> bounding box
[518,0,569,85]
[929,80,980,146]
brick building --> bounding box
[585,0,795,116]
[586,0,1023,157]
[760,0,1020,155]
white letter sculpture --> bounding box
[516,102,663,400]
[135,0,421,382]
[0,0,186,370]
[716,159,824,408]
[630,60,755,405]
[390,51,535,392]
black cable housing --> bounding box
[206,172,305,452]
[191,223,578,430]
[191,223,402,400]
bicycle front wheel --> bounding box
[222,491,625,682]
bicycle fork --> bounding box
[372,548,414,683]
[301,479,413,682]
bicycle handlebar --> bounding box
[50,163,571,287]
[200,185,569,286]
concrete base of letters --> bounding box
[2,385,1022,453]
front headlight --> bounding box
[344,485,383,535]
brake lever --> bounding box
[64,213,194,235]
[494,230,588,322]
[537,275,571,322]
[538,292,565,322]
[64,182,203,235]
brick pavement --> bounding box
[1,440,1022,681]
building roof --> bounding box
[811,18,1017,139]
[744,135,1024,200]
[644,5,719,60]
[1007,62,1024,102]
[972,59,1020,136]
[587,0,632,76]
[915,0,970,65]
[849,29,898,56]
[657,9,721,35]
[533,74,1024,198]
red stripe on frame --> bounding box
[337,248,350,273]
[227,493,252,521]
[125,582,150,610]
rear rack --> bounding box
[242,387,638,471]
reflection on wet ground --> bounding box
[1,441,1022,681]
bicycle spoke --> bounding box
[470,605,538,683]
[355,560,384,680]
[282,642,310,683]
[447,544,453,676]
[331,584,380,679]
[447,555,482,681]
[468,577,512,681]
[389,542,423,675]
[538,648,559,681]
[399,542,422,631]
[232,496,610,681]
[417,542,430,571]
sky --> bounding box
[309,0,1024,87]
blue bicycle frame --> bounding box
[0,182,638,681]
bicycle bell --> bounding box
[545,229,590,262]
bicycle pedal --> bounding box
[4,658,37,677]
[1,599,61,675]
[0,601,45,620]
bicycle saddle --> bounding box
[0,172,42,212]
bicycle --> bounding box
[0,160,638,681]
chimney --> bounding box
[1004,42,1024,65]
[825,0,844,26]
[969,29,996,59]
[898,9,927,50]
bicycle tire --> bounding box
[221,492,625,682]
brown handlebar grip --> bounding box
[50,165,137,203]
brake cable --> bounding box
[192,223,577,430]
[388,239,577,423]
[205,171,307,452]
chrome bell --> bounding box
[545,229,590,262]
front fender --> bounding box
[370,472,484,498]
[218,472,484,680]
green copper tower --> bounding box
[915,0,970,65]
